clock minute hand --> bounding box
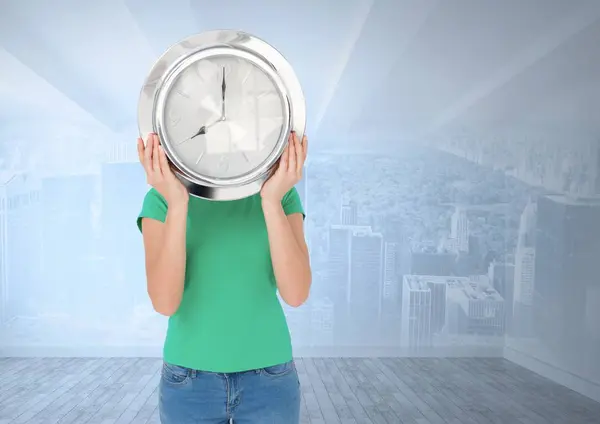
[221,66,226,120]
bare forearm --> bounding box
[262,199,311,307]
[147,204,187,315]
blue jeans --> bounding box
[159,360,301,423]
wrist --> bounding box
[261,197,283,212]
[167,198,188,214]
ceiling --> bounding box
[1,0,599,153]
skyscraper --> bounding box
[0,174,9,325]
[380,242,404,345]
[327,224,383,345]
[402,275,447,337]
[310,298,334,346]
[534,194,600,362]
[426,279,447,334]
[383,242,400,301]
[401,276,432,348]
[281,300,309,346]
[2,173,42,321]
[41,174,96,318]
[489,261,515,332]
[514,198,537,303]
[595,140,600,195]
[105,140,139,164]
[101,161,148,316]
[348,226,383,345]
[450,207,469,253]
[446,276,505,336]
[327,225,352,302]
[514,248,535,306]
[340,200,358,225]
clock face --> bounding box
[162,55,286,180]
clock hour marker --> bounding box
[175,89,190,99]
[241,67,252,85]
[218,155,229,171]
[195,64,205,82]
[195,150,205,165]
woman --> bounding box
[136,131,311,424]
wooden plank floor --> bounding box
[0,357,599,424]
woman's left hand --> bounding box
[261,131,308,203]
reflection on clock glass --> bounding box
[163,55,285,180]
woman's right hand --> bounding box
[137,133,189,207]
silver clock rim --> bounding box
[138,29,306,201]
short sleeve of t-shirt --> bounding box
[137,188,168,233]
[281,186,305,219]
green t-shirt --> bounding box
[136,187,304,373]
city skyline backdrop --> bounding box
[1,0,599,405]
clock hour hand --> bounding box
[176,120,218,145]
[192,125,207,138]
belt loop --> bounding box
[191,369,197,378]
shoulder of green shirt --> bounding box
[282,186,305,218]
[136,188,167,232]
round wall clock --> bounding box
[138,29,306,200]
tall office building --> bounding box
[348,226,383,345]
[450,207,469,253]
[426,279,447,334]
[105,140,139,163]
[41,174,96,318]
[327,224,353,344]
[327,225,353,303]
[281,300,309,346]
[0,173,9,326]
[488,261,515,332]
[534,194,600,361]
[595,140,600,195]
[514,199,536,306]
[445,276,505,336]
[383,242,400,301]
[381,239,412,345]
[402,275,447,336]
[310,298,334,346]
[327,224,383,345]
[340,200,358,225]
[101,161,148,317]
[401,276,432,348]
[513,246,535,337]
[1,173,42,322]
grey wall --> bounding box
[0,0,599,401]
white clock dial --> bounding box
[163,55,286,180]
